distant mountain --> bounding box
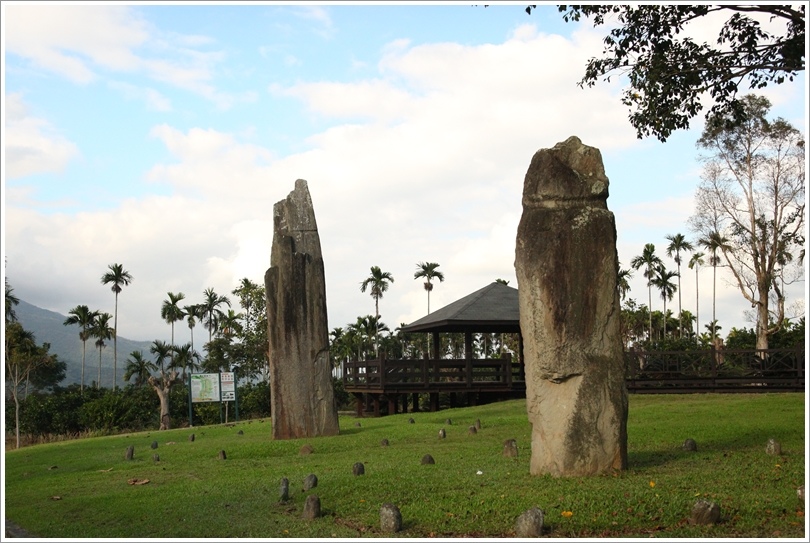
[14,299,154,388]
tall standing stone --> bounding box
[265,179,340,440]
[515,136,628,477]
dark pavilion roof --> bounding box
[400,282,520,334]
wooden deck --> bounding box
[342,352,524,416]
[343,347,804,416]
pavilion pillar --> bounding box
[372,395,381,417]
[465,331,473,386]
[353,393,364,418]
[412,393,420,412]
[388,395,398,416]
[430,392,439,412]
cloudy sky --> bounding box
[3,2,806,346]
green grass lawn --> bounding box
[3,393,806,538]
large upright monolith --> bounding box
[265,179,339,439]
[515,136,627,477]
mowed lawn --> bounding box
[3,393,806,538]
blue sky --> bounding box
[3,2,807,344]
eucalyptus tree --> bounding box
[63,305,99,393]
[665,234,694,338]
[161,292,186,368]
[201,287,231,345]
[688,252,706,342]
[651,267,678,339]
[91,312,114,388]
[5,322,57,448]
[630,243,663,341]
[698,232,731,344]
[100,263,132,390]
[690,94,805,350]
[360,266,394,356]
[124,350,157,388]
[414,262,445,314]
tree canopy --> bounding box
[528,4,805,141]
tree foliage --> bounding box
[531,4,805,141]
[689,94,805,350]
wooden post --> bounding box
[465,332,473,387]
[373,395,381,417]
[388,395,397,416]
[412,393,419,412]
[430,392,439,412]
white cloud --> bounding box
[3,93,79,179]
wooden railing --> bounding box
[343,352,523,391]
[625,347,805,392]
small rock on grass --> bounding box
[515,507,544,537]
[303,473,318,491]
[380,503,402,533]
[421,454,435,465]
[690,499,721,525]
[302,495,321,519]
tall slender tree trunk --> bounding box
[81,339,86,393]
[695,267,700,343]
[113,293,119,390]
[711,264,717,339]
[676,264,683,337]
[98,346,102,388]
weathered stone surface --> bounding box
[218,450,227,460]
[352,462,365,476]
[266,179,339,440]
[515,507,544,537]
[150,440,158,450]
[421,454,435,465]
[302,495,321,519]
[503,438,518,458]
[798,485,805,503]
[188,433,195,442]
[125,445,134,461]
[303,473,318,491]
[445,418,453,425]
[299,444,314,455]
[279,477,290,502]
[515,136,628,477]
[152,454,160,462]
[380,503,402,533]
[380,438,390,447]
[438,428,446,439]
[765,438,782,456]
[468,425,477,435]
[475,419,481,430]
[408,417,415,424]
[682,438,697,452]
[691,499,721,525]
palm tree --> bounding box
[201,287,231,344]
[100,263,133,391]
[170,342,201,380]
[665,234,694,338]
[161,292,186,368]
[699,232,730,342]
[232,278,259,336]
[630,243,663,341]
[183,303,204,356]
[124,350,157,387]
[414,262,444,314]
[5,279,20,322]
[651,266,678,339]
[63,305,99,393]
[360,266,394,357]
[617,266,633,302]
[91,312,114,388]
[150,340,173,373]
[688,252,706,343]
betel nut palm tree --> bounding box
[651,266,678,339]
[101,263,133,391]
[630,243,663,341]
[63,305,99,393]
[414,262,444,314]
[665,234,694,338]
[688,252,706,343]
[699,231,730,341]
[91,312,114,388]
[161,292,186,369]
[360,266,394,357]
[124,350,157,387]
[201,287,231,345]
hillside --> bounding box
[14,300,154,388]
